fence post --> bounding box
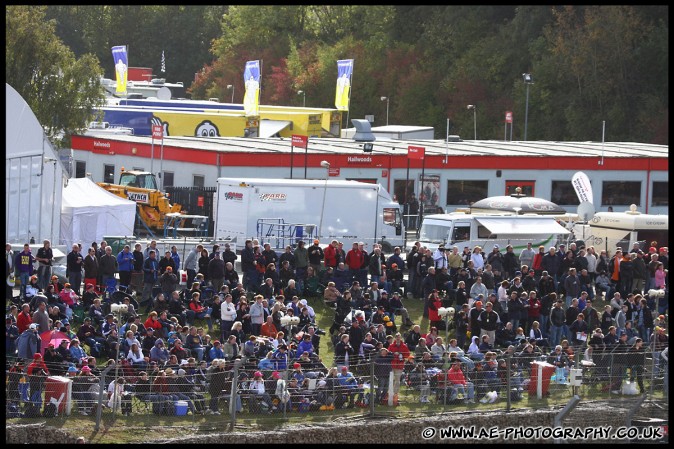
[506,353,512,412]
[94,365,115,431]
[648,338,657,397]
[369,358,375,417]
[553,395,581,444]
[230,359,241,426]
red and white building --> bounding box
[70,131,668,215]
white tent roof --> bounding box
[60,178,136,246]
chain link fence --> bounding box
[5,338,668,429]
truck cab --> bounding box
[119,170,158,190]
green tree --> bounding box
[6,5,104,148]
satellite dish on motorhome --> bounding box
[577,201,596,222]
[157,86,172,100]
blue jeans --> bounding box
[549,325,563,348]
[19,271,30,299]
[451,382,475,400]
[539,315,549,338]
[193,308,213,331]
[68,270,83,295]
[565,295,573,309]
[37,265,52,290]
[190,346,205,362]
[561,324,570,342]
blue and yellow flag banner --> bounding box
[111,45,128,94]
[243,60,261,117]
[335,59,354,111]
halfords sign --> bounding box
[127,192,149,203]
[93,140,111,149]
[347,156,372,163]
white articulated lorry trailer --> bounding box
[213,178,404,251]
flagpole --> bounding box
[345,60,354,130]
[125,45,129,99]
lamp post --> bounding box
[319,161,330,242]
[380,96,389,126]
[467,105,477,140]
[522,73,533,141]
[298,90,306,107]
[227,84,235,103]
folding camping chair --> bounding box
[105,278,118,300]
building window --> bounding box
[103,164,115,184]
[193,175,205,188]
[445,180,488,206]
[505,181,534,197]
[163,171,174,188]
[651,181,668,206]
[75,161,86,178]
[601,181,641,206]
[551,181,580,205]
[393,179,415,205]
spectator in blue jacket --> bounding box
[208,340,225,362]
[296,334,315,356]
[117,245,135,289]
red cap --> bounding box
[293,362,301,369]
[650,247,657,252]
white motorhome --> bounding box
[413,212,571,253]
[572,206,669,252]
[213,178,404,251]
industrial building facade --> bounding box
[70,132,668,216]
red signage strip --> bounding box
[408,145,425,160]
[291,134,308,149]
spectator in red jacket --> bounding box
[17,303,33,334]
[324,240,339,269]
[388,332,410,398]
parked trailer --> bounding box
[213,178,404,251]
[573,207,669,252]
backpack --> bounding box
[510,388,523,402]
[42,402,58,418]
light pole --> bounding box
[380,96,389,126]
[298,90,306,107]
[467,105,477,140]
[227,84,235,103]
[319,161,330,242]
[522,73,533,141]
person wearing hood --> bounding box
[150,338,169,364]
[16,323,42,360]
[466,336,484,361]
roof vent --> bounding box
[351,119,376,142]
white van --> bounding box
[414,212,571,253]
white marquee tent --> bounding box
[60,177,136,246]
[6,83,66,244]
